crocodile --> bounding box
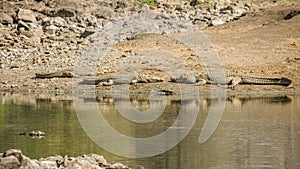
[171,72,292,89]
[35,70,74,78]
[194,72,292,89]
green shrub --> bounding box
[139,0,158,6]
[197,0,213,4]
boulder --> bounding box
[54,8,76,17]
[40,160,58,169]
[80,28,96,38]
[18,20,31,30]
[20,157,40,169]
[42,17,67,27]
[110,162,129,169]
[94,6,115,20]
[2,149,23,162]
[17,9,37,23]
[210,18,225,26]
[51,17,67,27]
[0,150,128,169]
[76,156,99,169]
[45,24,59,34]
[0,155,20,169]
[77,13,99,27]
[0,13,14,25]
[86,154,109,167]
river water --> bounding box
[0,92,300,169]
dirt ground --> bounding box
[1,3,300,95]
[201,3,300,94]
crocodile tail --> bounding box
[242,76,292,86]
[258,77,292,86]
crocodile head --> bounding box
[280,77,292,87]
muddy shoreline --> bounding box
[1,0,299,95]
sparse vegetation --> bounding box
[138,0,158,6]
[197,0,213,4]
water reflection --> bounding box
[0,93,299,168]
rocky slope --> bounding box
[0,149,128,169]
[0,0,261,93]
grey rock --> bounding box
[77,13,99,27]
[43,17,67,27]
[40,160,58,169]
[87,154,108,166]
[45,24,58,34]
[52,17,67,27]
[2,149,23,162]
[21,157,40,169]
[20,29,35,38]
[17,9,37,23]
[54,8,76,17]
[0,13,14,25]
[0,155,20,169]
[210,18,225,26]
[18,20,31,30]
[80,28,96,38]
[110,162,129,169]
[94,6,115,20]
[220,6,234,14]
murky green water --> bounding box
[0,92,300,168]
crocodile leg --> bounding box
[195,79,207,86]
[228,77,242,89]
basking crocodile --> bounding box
[35,70,74,78]
[196,72,292,88]
[19,130,46,138]
[172,72,292,89]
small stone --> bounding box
[110,162,128,169]
[0,13,13,25]
[17,9,37,23]
[45,24,59,34]
[54,8,76,17]
[18,20,31,30]
[210,18,225,26]
[88,154,108,166]
[80,28,96,38]
[52,17,67,27]
[21,157,40,168]
[40,160,58,169]
[220,6,234,14]
[10,65,19,69]
[11,84,19,88]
